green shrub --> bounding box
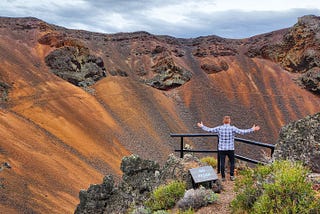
[200,156,217,168]
[231,160,320,214]
[145,180,186,211]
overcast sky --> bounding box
[1,0,320,39]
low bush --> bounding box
[145,180,186,211]
[231,160,320,214]
[200,156,217,168]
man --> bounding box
[197,116,260,181]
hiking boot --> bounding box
[230,176,235,181]
[221,177,226,182]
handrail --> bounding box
[170,133,218,137]
[170,133,275,172]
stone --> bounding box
[299,68,320,94]
[273,112,320,172]
[75,175,115,214]
[144,54,192,90]
[45,46,107,88]
[0,81,11,105]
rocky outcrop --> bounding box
[144,64,192,90]
[45,46,106,88]
[200,60,229,74]
[280,15,320,73]
[0,81,11,104]
[39,32,106,89]
[299,68,320,94]
[144,52,192,90]
[246,15,320,95]
[39,15,320,93]
[273,112,320,172]
[75,154,221,213]
[75,154,160,214]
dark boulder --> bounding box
[45,46,106,88]
[145,56,192,90]
[75,154,160,214]
[140,50,192,90]
[0,81,11,104]
[299,68,320,94]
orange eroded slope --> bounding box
[0,111,103,213]
[0,26,130,213]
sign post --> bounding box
[189,166,218,188]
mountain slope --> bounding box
[0,16,319,213]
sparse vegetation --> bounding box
[177,186,218,211]
[200,156,217,168]
[145,180,186,211]
[231,160,320,214]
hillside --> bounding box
[0,15,319,213]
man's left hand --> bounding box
[252,125,260,131]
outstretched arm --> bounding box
[233,124,261,134]
[197,121,219,133]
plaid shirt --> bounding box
[201,124,254,150]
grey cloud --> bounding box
[142,8,320,38]
[202,8,320,38]
[1,0,320,39]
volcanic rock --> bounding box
[273,112,320,172]
[0,81,11,103]
[299,67,320,93]
[75,154,222,213]
[246,15,320,94]
[45,46,106,88]
[75,154,160,214]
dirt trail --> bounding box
[196,177,236,214]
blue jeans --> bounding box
[219,150,235,178]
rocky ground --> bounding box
[161,172,236,214]
[196,177,236,214]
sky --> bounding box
[1,0,320,39]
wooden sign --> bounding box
[189,166,218,183]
